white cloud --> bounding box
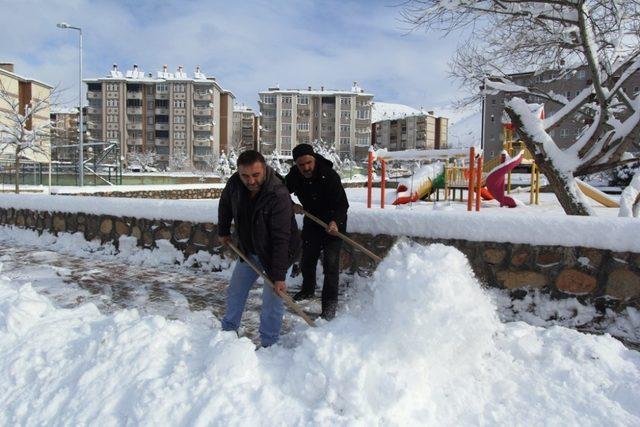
[1,0,469,116]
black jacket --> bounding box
[218,165,300,281]
[285,153,349,232]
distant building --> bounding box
[84,64,235,170]
[482,67,640,162]
[50,107,79,161]
[258,82,373,159]
[0,62,52,162]
[232,105,259,151]
[372,102,448,151]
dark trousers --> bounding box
[300,225,342,306]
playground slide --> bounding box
[485,151,524,208]
[393,162,444,205]
[575,178,620,208]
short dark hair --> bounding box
[237,150,266,167]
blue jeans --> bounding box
[221,254,284,347]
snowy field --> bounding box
[0,185,639,424]
[0,223,639,424]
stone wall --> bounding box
[1,206,638,305]
[55,188,223,200]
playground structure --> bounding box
[366,145,540,211]
[366,148,470,208]
[367,116,623,211]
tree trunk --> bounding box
[506,107,592,216]
[14,156,20,194]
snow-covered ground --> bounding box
[1,224,639,425]
[1,183,639,424]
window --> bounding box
[194,146,211,155]
[340,97,351,106]
[147,116,154,125]
[174,115,185,124]
[173,99,185,108]
[281,123,292,131]
[155,99,168,108]
[282,95,292,104]
[174,83,185,93]
[341,111,351,119]
[356,137,369,146]
[174,131,185,140]
[157,83,168,92]
[147,100,154,109]
[262,95,275,104]
[340,137,350,145]
[281,109,291,117]
[298,96,308,105]
[281,136,291,148]
[156,146,169,154]
[356,109,369,120]
[146,85,154,95]
[155,130,169,138]
[297,122,309,131]
[340,124,350,133]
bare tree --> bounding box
[402,0,640,215]
[168,146,191,172]
[126,147,157,172]
[0,81,57,193]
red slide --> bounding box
[485,151,523,208]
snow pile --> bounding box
[1,241,639,424]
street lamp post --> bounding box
[57,22,84,186]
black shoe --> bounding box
[320,301,337,320]
[293,289,315,301]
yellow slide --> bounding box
[576,178,619,208]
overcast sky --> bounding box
[1,0,476,120]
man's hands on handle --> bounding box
[220,235,287,295]
[326,220,338,236]
[292,203,304,215]
[274,280,286,295]
[294,204,338,236]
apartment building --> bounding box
[84,64,235,170]
[0,63,52,162]
[232,105,259,151]
[372,103,448,151]
[482,67,640,162]
[50,107,80,161]
[258,82,373,160]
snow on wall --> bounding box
[0,194,639,252]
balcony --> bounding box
[126,91,143,99]
[127,107,143,115]
[193,123,212,131]
[194,108,212,116]
[194,137,211,144]
[155,92,169,99]
[155,138,169,145]
[87,91,102,99]
[155,123,170,131]
[193,92,210,101]
[86,121,101,130]
[155,107,169,115]
[126,122,143,130]
[128,138,143,145]
[86,107,101,114]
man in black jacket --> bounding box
[218,150,300,347]
[285,143,349,320]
